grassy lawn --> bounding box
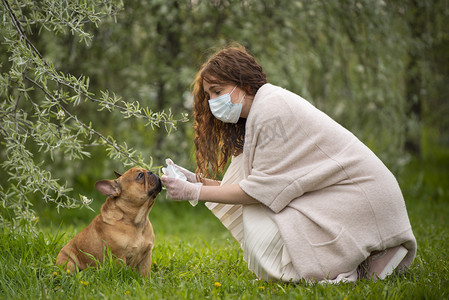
[1,151,448,299]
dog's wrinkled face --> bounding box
[118,167,162,201]
[95,167,162,205]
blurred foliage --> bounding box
[1,0,448,229]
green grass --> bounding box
[1,151,449,299]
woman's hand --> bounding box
[166,159,198,183]
[161,175,202,201]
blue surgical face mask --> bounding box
[208,86,245,123]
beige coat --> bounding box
[239,83,417,281]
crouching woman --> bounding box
[161,44,417,283]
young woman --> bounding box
[161,44,416,283]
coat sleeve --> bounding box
[239,88,352,213]
[239,92,305,213]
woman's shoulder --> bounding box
[254,83,286,101]
[254,84,310,107]
[250,84,311,120]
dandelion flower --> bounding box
[214,282,221,288]
[259,286,265,290]
[53,272,58,276]
[125,291,131,295]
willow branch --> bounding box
[23,75,142,167]
[2,0,44,58]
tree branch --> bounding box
[4,0,186,127]
[2,0,44,59]
[23,74,143,167]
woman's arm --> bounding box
[199,183,258,205]
[161,176,258,205]
[201,178,221,186]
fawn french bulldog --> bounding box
[56,167,162,278]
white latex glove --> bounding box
[161,175,202,202]
[165,158,197,183]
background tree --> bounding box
[0,0,187,229]
[400,0,449,154]
[1,0,447,230]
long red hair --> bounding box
[192,44,268,179]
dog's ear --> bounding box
[95,180,121,198]
[114,171,122,178]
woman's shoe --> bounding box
[366,245,408,280]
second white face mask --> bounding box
[208,86,245,123]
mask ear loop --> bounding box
[230,85,245,104]
[229,85,237,95]
[239,94,246,104]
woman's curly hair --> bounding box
[192,44,267,179]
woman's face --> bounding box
[203,77,253,119]
[203,79,241,103]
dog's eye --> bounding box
[136,173,144,180]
